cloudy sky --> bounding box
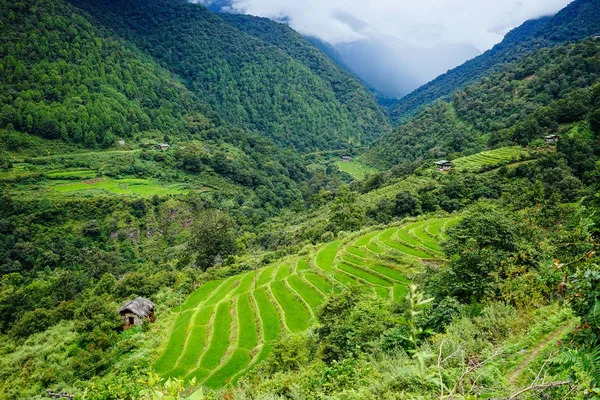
[219,0,573,51]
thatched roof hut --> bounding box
[119,297,155,328]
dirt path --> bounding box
[509,322,573,385]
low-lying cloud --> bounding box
[223,0,573,51]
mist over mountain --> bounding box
[206,1,479,97]
[311,13,480,97]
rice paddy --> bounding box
[154,215,459,389]
[452,146,530,172]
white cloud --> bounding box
[225,0,574,51]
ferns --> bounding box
[590,301,600,330]
[555,343,600,388]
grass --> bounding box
[231,273,255,297]
[315,241,340,271]
[157,215,455,390]
[379,235,432,258]
[354,231,378,246]
[237,294,257,350]
[270,281,311,332]
[345,246,367,258]
[452,146,529,173]
[257,266,275,287]
[181,280,223,312]
[46,169,97,179]
[154,309,195,374]
[412,223,442,252]
[304,272,337,295]
[337,263,393,287]
[296,259,308,272]
[204,277,240,306]
[203,348,251,388]
[366,242,383,254]
[200,301,231,370]
[287,275,324,313]
[274,264,292,281]
[253,289,281,342]
[51,177,185,196]
[374,286,389,299]
[333,270,361,287]
[396,226,422,246]
[336,160,378,180]
[369,265,409,283]
[427,220,446,237]
[393,284,409,302]
[178,306,213,371]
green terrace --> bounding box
[153,214,461,389]
[451,146,532,173]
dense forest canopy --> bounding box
[66,0,389,151]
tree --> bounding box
[589,108,600,135]
[329,186,364,232]
[440,202,544,303]
[188,209,237,270]
[512,118,542,145]
[394,191,421,218]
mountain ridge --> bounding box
[388,0,600,124]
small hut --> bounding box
[435,160,452,172]
[341,155,352,162]
[545,135,559,144]
[118,297,155,329]
[156,143,171,151]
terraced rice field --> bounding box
[154,215,460,389]
[452,146,530,173]
[51,177,186,196]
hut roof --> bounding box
[435,160,452,165]
[118,297,155,318]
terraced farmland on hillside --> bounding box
[154,215,460,389]
[452,146,531,172]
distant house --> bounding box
[156,143,171,151]
[118,140,126,146]
[545,135,559,144]
[435,160,452,172]
[341,155,352,162]
[118,297,155,329]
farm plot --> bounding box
[154,215,457,390]
[452,146,530,173]
[51,177,186,196]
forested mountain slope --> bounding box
[67,0,389,151]
[218,13,389,137]
[0,0,219,148]
[0,0,312,219]
[388,0,600,124]
[365,39,600,168]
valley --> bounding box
[1,0,600,399]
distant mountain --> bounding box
[364,39,600,168]
[217,13,390,140]
[67,0,390,152]
[388,0,600,124]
